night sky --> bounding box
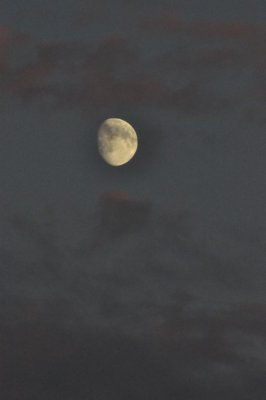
[1,1,266,399]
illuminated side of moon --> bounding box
[97,118,138,166]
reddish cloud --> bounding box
[101,191,130,202]
[98,192,152,237]
[1,19,264,119]
[86,33,137,74]
[37,42,68,65]
[156,45,249,74]
[0,26,28,74]
[10,63,54,96]
[141,14,266,41]
[74,76,167,116]
[95,34,133,56]
[141,11,184,33]
[196,47,248,68]
[164,81,231,114]
[116,78,166,105]
[188,20,266,40]
[0,26,13,46]
[0,27,11,73]
[74,0,109,26]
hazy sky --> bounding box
[1,1,266,399]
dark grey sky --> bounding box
[1,1,266,399]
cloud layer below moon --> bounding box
[1,196,266,398]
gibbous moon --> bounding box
[97,118,138,166]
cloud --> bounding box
[1,197,265,333]
[1,322,182,399]
[0,17,264,141]
[1,17,265,122]
[163,80,230,114]
[0,26,29,75]
[91,34,137,66]
[141,14,266,41]
[141,11,184,33]
[10,63,54,97]
[97,191,152,236]
[188,21,266,40]
[195,46,249,69]
[1,198,266,398]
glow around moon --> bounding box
[97,118,138,166]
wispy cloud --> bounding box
[1,197,266,398]
[2,16,265,122]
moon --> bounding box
[97,118,138,166]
